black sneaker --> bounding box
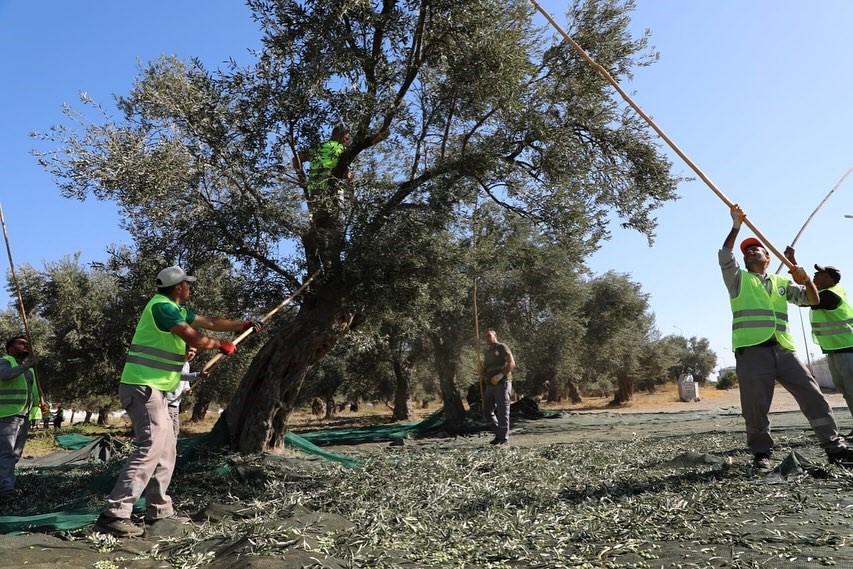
[826,447,853,466]
[93,513,144,537]
[753,452,772,471]
[490,437,508,446]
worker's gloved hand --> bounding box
[730,204,746,229]
[242,320,263,334]
[784,246,797,265]
[218,341,237,356]
[490,373,504,385]
[790,265,810,285]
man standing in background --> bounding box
[165,347,205,438]
[481,328,516,446]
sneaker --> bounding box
[144,512,192,525]
[826,447,853,466]
[93,513,144,537]
[489,437,508,446]
[752,452,772,471]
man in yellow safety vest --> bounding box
[721,205,853,471]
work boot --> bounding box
[752,452,772,471]
[144,512,192,525]
[826,447,853,467]
[93,513,144,537]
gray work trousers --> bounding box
[168,405,180,439]
[103,384,176,519]
[483,381,512,441]
[827,351,853,424]
[0,415,28,492]
[735,344,845,455]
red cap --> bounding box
[740,237,764,255]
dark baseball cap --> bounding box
[814,264,841,283]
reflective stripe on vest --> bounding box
[121,295,187,392]
[730,271,796,351]
[0,355,38,418]
[810,284,853,351]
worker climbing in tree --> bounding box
[292,124,390,268]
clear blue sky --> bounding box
[2,1,853,371]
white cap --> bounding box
[156,266,197,287]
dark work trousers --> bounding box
[735,344,845,455]
[0,415,28,492]
[483,381,512,441]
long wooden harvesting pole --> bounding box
[528,0,794,270]
[0,203,49,412]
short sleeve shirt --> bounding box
[151,302,196,332]
[483,342,512,376]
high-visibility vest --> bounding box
[730,271,796,351]
[810,284,853,352]
[0,355,39,418]
[121,294,187,392]
[308,140,345,195]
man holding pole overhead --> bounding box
[94,265,262,538]
[721,205,853,470]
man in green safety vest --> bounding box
[783,250,853,437]
[94,266,263,538]
[722,205,853,471]
[0,336,40,499]
[292,124,390,267]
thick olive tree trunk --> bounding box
[391,354,412,421]
[225,290,355,453]
[612,374,634,405]
[430,334,465,432]
[190,400,210,422]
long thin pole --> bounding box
[200,272,318,375]
[774,166,853,375]
[774,166,853,275]
[0,203,48,411]
[528,0,794,271]
[471,199,484,405]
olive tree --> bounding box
[38,0,679,451]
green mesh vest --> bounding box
[121,295,187,392]
[811,284,853,351]
[730,271,796,351]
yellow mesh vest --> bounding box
[121,295,187,392]
[810,284,853,351]
[730,271,796,351]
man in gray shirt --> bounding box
[721,204,853,470]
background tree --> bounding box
[473,205,587,400]
[37,0,680,452]
[576,271,654,403]
[663,334,718,384]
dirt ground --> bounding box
[5,383,853,569]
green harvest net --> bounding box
[0,411,445,533]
